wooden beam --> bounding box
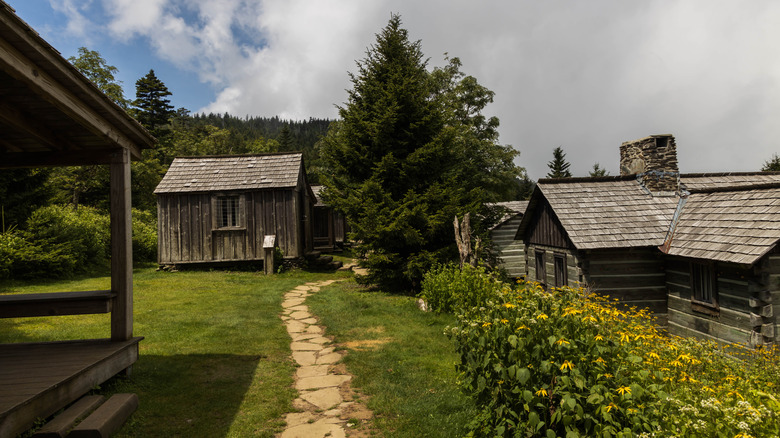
[0,29,146,159]
[0,101,77,151]
[0,290,115,318]
[0,150,114,168]
[110,148,133,341]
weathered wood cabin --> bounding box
[0,2,155,435]
[517,135,780,347]
[154,153,315,266]
[310,185,347,252]
[489,201,528,278]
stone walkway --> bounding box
[278,280,372,438]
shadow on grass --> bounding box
[104,353,284,438]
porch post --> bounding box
[110,148,133,341]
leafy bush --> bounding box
[448,281,780,437]
[420,263,504,314]
[1,205,160,279]
[0,228,74,279]
[132,208,157,263]
[24,204,111,270]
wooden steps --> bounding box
[32,394,138,438]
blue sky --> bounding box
[7,1,780,179]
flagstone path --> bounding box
[278,280,373,438]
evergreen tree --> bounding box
[589,163,609,177]
[547,146,572,178]
[515,175,536,200]
[277,124,296,151]
[320,15,521,291]
[132,69,175,136]
[762,153,780,172]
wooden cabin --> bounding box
[154,153,315,266]
[0,2,155,435]
[517,135,780,347]
[310,185,347,252]
[489,201,528,278]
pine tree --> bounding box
[589,163,609,177]
[547,146,572,178]
[277,124,296,151]
[132,69,175,135]
[762,154,780,172]
[320,15,521,291]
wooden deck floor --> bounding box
[0,337,141,438]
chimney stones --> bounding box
[619,134,679,193]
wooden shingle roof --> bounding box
[154,153,304,194]
[532,176,678,250]
[522,172,780,265]
[666,183,780,265]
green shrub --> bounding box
[419,263,503,314]
[0,228,75,279]
[132,208,157,263]
[448,281,780,437]
[24,204,111,270]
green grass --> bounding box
[1,261,474,437]
[307,279,476,437]
[0,267,350,437]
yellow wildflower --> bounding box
[619,332,630,342]
[616,386,631,395]
[500,319,509,324]
[670,360,683,368]
[593,357,606,365]
[560,360,574,372]
[537,313,548,320]
[595,334,604,341]
[603,373,613,379]
[605,403,618,412]
[647,352,660,361]
[555,338,570,346]
[482,322,492,328]
[535,388,548,397]
[503,302,516,309]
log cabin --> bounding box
[0,2,155,435]
[489,201,528,278]
[154,153,315,266]
[517,134,780,347]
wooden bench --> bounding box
[0,290,116,318]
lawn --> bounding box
[0,267,349,437]
[308,280,476,437]
[0,265,474,437]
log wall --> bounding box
[581,248,667,323]
[491,214,526,278]
[665,254,778,346]
[157,188,305,265]
[525,244,581,289]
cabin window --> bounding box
[216,196,240,228]
[535,250,546,285]
[690,261,718,310]
[554,253,567,288]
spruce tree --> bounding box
[321,15,521,291]
[589,163,609,177]
[132,69,175,135]
[547,146,572,178]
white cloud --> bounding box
[49,0,780,178]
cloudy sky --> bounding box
[9,1,780,179]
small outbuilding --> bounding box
[154,153,315,266]
[310,185,348,252]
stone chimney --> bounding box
[619,134,679,193]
